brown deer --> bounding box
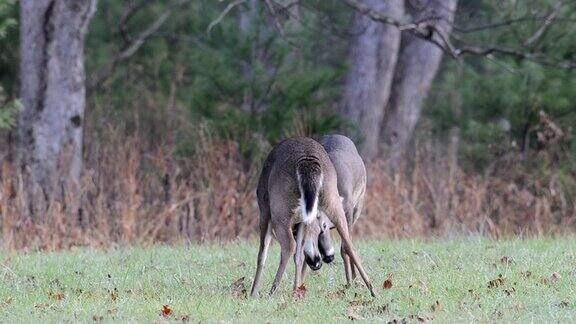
[318,134,367,286]
[249,137,375,297]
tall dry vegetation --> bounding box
[0,124,574,250]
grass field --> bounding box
[1,237,576,323]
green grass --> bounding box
[1,237,576,323]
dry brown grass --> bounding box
[0,129,574,250]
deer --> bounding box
[249,137,375,298]
[317,134,367,286]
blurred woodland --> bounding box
[1,0,576,249]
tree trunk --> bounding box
[19,0,97,207]
[340,0,403,160]
[382,0,458,169]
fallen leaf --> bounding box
[110,288,118,301]
[383,274,393,289]
[161,305,173,317]
[49,291,65,301]
[180,314,190,321]
[431,300,443,312]
[92,315,103,321]
[488,274,505,289]
[374,304,389,315]
[293,284,307,300]
[558,301,570,308]
[500,256,513,265]
[231,277,247,299]
[551,272,561,284]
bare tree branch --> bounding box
[343,0,576,70]
[118,0,148,45]
[89,0,191,92]
[454,15,576,34]
[207,0,246,36]
[263,0,286,37]
[523,0,565,48]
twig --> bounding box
[207,0,246,36]
[89,0,191,91]
[343,0,576,70]
[523,1,565,48]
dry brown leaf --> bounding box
[383,273,393,289]
[488,274,505,288]
[231,277,247,299]
[293,284,307,300]
[551,272,561,284]
[161,305,173,317]
[500,256,513,265]
[110,288,118,301]
[49,291,65,301]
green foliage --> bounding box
[0,86,20,129]
[1,0,574,169]
[426,0,576,171]
[0,0,18,129]
[0,0,16,38]
[87,0,349,159]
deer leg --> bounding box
[250,211,272,298]
[341,245,352,286]
[348,225,357,282]
[329,204,375,297]
[293,222,305,290]
[350,199,364,282]
[300,257,308,281]
[269,220,295,297]
[341,199,355,286]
